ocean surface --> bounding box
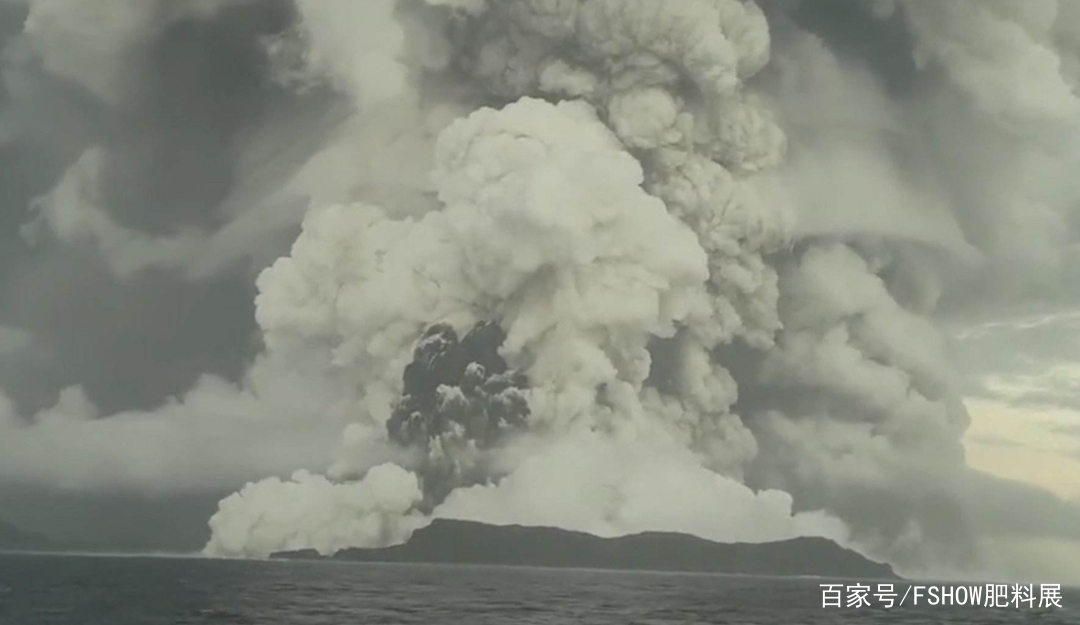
[0,552,1077,624]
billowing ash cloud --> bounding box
[199,0,910,564]
[387,321,530,506]
[1,0,1078,579]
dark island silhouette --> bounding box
[274,519,897,579]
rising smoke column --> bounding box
[205,85,847,556]
[203,0,854,560]
[445,0,797,481]
[202,0,1080,574]
[421,0,976,569]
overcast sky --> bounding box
[0,0,1078,583]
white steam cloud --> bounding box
[202,0,830,560]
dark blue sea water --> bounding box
[0,553,1077,624]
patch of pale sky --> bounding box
[960,317,1080,500]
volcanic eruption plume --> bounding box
[3,0,1079,578]
[203,0,951,566]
